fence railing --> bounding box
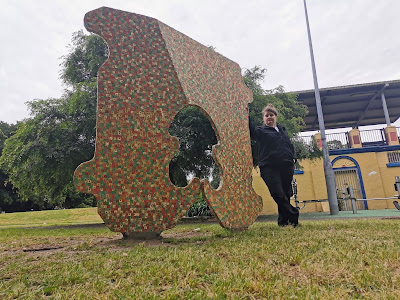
[292,135,314,146]
[296,127,399,150]
[294,132,350,150]
[325,132,349,149]
[360,128,386,147]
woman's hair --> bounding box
[262,103,278,116]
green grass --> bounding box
[1,211,400,298]
[0,207,102,227]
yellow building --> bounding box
[253,80,400,215]
[253,145,400,215]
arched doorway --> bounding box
[332,156,368,210]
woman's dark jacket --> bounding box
[249,120,296,167]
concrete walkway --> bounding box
[256,209,400,222]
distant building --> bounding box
[253,80,400,214]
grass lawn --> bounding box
[0,207,102,227]
[1,210,400,298]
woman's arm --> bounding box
[246,106,258,140]
[248,117,259,140]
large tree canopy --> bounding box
[0,122,19,211]
[0,31,107,208]
[169,106,219,188]
[61,30,109,87]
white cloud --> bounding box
[1,0,400,124]
[0,66,6,80]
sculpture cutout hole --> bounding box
[169,105,220,189]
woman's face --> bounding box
[263,111,277,127]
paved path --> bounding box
[257,209,400,222]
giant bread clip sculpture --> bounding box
[74,7,262,236]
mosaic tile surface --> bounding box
[74,7,262,233]
[159,23,262,230]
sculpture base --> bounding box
[122,231,162,240]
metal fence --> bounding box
[292,134,314,146]
[294,132,350,150]
[359,128,386,146]
[325,132,349,149]
[296,127,399,150]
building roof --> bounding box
[294,79,400,131]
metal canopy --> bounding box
[294,79,400,131]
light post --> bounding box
[303,0,339,215]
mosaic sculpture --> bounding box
[74,7,262,235]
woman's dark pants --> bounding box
[260,163,299,226]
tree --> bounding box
[0,129,6,155]
[169,106,218,188]
[0,122,19,212]
[243,66,267,98]
[0,31,108,208]
[327,139,345,150]
[0,121,17,153]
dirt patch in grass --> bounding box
[162,229,212,240]
[3,228,213,259]
[381,216,400,220]
[96,229,214,249]
[20,223,107,230]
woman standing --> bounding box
[248,104,299,227]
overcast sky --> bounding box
[1,0,400,125]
